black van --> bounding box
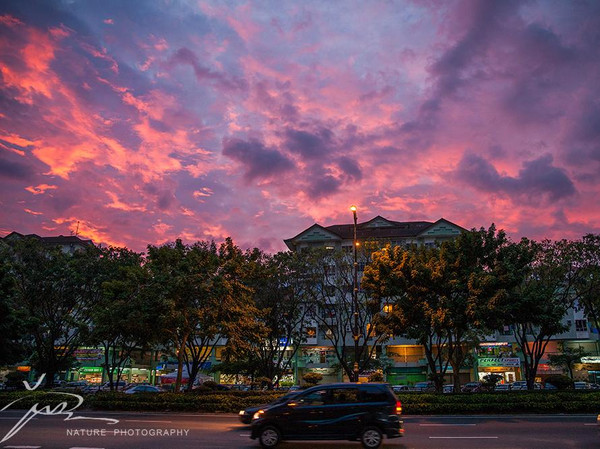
[250,382,403,449]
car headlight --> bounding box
[239,410,245,415]
[252,410,264,420]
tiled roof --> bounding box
[284,216,466,251]
[325,221,434,240]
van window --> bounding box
[361,386,388,402]
[330,388,359,404]
[298,390,327,406]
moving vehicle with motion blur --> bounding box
[250,382,403,449]
[239,391,301,424]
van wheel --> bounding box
[259,425,281,449]
[361,426,383,449]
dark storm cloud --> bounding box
[455,152,576,202]
[565,99,600,166]
[222,137,295,182]
[430,0,519,98]
[337,156,362,182]
[0,156,35,180]
[306,172,342,199]
[284,127,334,160]
[169,48,247,92]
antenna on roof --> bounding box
[75,221,80,237]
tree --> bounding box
[0,244,26,366]
[146,238,258,392]
[4,238,101,387]
[87,247,159,390]
[572,234,600,334]
[501,239,577,389]
[147,239,220,392]
[304,246,391,382]
[239,250,314,387]
[548,343,588,379]
[363,244,451,392]
[436,226,517,391]
[363,226,516,393]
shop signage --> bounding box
[74,348,104,361]
[79,367,103,373]
[478,357,520,367]
[581,356,600,363]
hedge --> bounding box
[1,390,598,414]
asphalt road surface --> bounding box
[0,410,597,449]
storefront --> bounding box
[477,342,521,382]
[477,357,521,383]
[386,366,427,385]
[77,366,103,384]
[299,367,340,384]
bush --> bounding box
[368,372,384,382]
[302,372,323,386]
[544,375,573,390]
[3,387,599,415]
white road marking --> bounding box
[121,420,172,423]
[429,436,499,439]
[69,447,105,449]
[239,433,250,437]
[584,423,597,426]
[420,423,476,426]
[3,446,42,448]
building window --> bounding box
[575,320,588,332]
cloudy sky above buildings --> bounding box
[1,0,599,252]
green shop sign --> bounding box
[478,357,520,368]
[79,367,103,373]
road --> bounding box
[0,410,597,449]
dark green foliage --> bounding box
[544,374,574,390]
[2,390,599,414]
[302,372,323,386]
[368,372,384,382]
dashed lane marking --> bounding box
[429,436,499,439]
[419,423,477,426]
[3,446,42,448]
[121,420,172,423]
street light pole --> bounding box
[350,205,359,382]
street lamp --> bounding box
[350,205,359,382]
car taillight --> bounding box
[395,400,402,415]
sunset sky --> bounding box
[1,0,599,253]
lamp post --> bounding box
[350,205,359,382]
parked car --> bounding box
[574,381,591,390]
[461,382,482,393]
[411,381,435,392]
[99,381,128,391]
[239,391,301,424]
[62,381,88,390]
[250,382,404,448]
[544,382,558,390]
[494,383,511,391]
[510,381,528,390]
[443,384,455,393]
[392,385,410,393]
[124,385,164,394]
